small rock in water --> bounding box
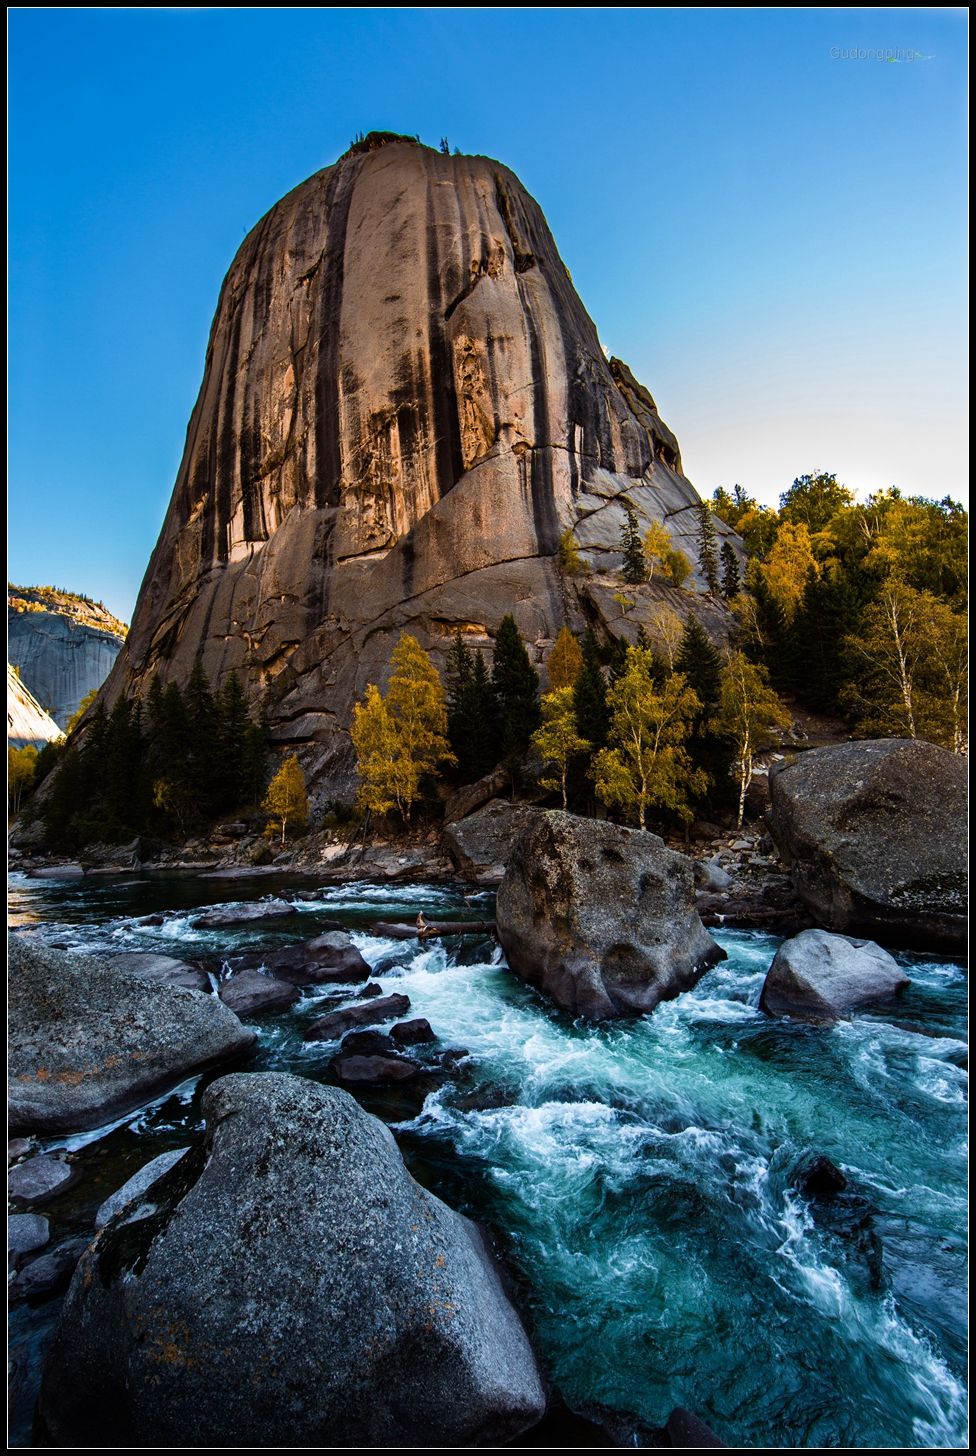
[359,982,384,998]
[391,1018,436,1046]
[8,1213,50,1267]
[304,993,411,1042]
[8,1156,77,1208]
[219,970,300,1017]
[9,1237,89,1304]
[791,1154,848,1198]
[330,1052,424,1085]
[339,1030,398,1056]
[95,1148,191,1231]
[8,1137,34,1164]
[190,899,293,929]
[760,928,908,1022]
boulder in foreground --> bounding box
[766,739,967,952]
[8,935,255,1134]
[760,928,908,1021]
[39,1072,546,1447]
[496,810,725,1020]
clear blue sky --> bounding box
[9,8,968,624]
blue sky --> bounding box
[8,8,968,623]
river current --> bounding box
[7,870,969,1448]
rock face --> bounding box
[760,928,909,1021]
[767,739,967,952]
[496,810,725,1020]
[8,935,255,1134]
[7,663,63,748]
[8,586,126,729]
[39,1072,546,1447]
[98,133,736,801]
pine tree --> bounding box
[491,615,540,777]
[445,633,498,783]
[592,649,706,830]
[696,502,721,594]
[720,541,741,598]
[573,627,609,751]
[620,501,648,584]
[548,626,583,690]
[262,755,309,845]
[532,689,591,810]
[676,617,722,708]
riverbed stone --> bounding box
[38,1072,546,1446]
[8,1213,50,1267]
[95,1149,191,1231]
[8,1156,77,1208]
[760,928,909,1022]
[218,969,300,1017]
[8,934,255,1135]
[391,1018,436,1046]
[496,810,725,1020]
[9,1237,90,1305]
[304,993,411,1042]
[189,898,294,929]
[330,1052,424,1085]
[766,739,967,952]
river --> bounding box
[7,870,969,1447]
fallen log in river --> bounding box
[370,919,497,940]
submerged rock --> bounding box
[496,810,725,1020]
[38,1072,546,1446]
[760,928,908,1022]
[766,739,967,952]
[329,1052,424,1085]
[8,934,255,1135]
[8,1213,50,1268]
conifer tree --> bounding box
[620,501,648,584]
[720,541,741,598]
[548,626,583,690]
[676,617,722,707]
[491,615,540,775]
[445,633,498,783]
[696,502,721,594]
[573,627,609,751]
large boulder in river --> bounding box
[38,1072,546,1447]
[767,739,967,952]
[760,928,909,1021]
[443,800,538,883]
[8,935,255,1135]
[496,810,725,1020]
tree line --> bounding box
[351,614,787,833]
[30,665,268,849]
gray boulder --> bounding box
[10,1237,90,1305]
[760,928,909,1022]
[496,810,725,1020]
[304,993,411,1042]
[95,1148,190,1231]
[8,1155,77,1208]
[9,1213,50,1267]
[189,898,293,929]
[767,739,967,952]
[442,801,538,885]
[8,934,255,1135]
[218,969,300,1017]
[106,952,210,992]
[38,1073,546,1447]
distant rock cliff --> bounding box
[8,587,127,730]
[7,664,63,749]
[101,133,739,800]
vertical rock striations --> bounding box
[102,134,730,798]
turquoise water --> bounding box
[7,873,969,1447]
